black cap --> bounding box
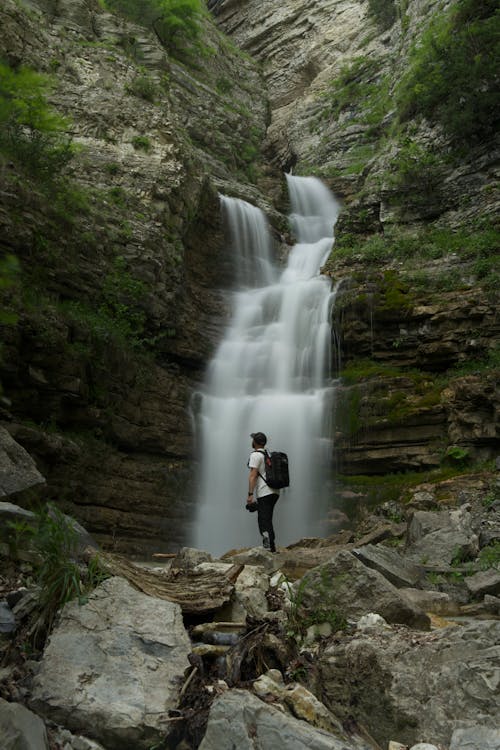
[250,432,267,446]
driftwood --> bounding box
[85,549,237,615]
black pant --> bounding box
[257,493,279,552]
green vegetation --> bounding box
[10,505,109,644]
[131,135,152,151]
[327,222,499,295]
[367,0,397,31]
[65,256,148,350]
[336,466,477,510]
[321,56,383,120]
[285,572,347,643]
[0,255,20,325]
[444,445,470,468]
[478,542,500,571]
[387,137,444,203]
[125,73,159,102]
[104,0,207,62]
[0,61,74,178]
[396,0,499,143]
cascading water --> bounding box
[191,175,340,555]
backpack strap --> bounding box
[255,449,269,485]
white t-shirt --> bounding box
[248,450,281,499]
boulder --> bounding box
[352,544,423,588]
[406,507,479,566]
[449,725,500,750]
[299,550,430,630]
[399,588,460,616]
[465,569,500,598]
[198,689,373,750]
[30,576,191,749]
[316,620,500,748]
[195,562,270,621]
[0,427,45,497]
[0,697,49,750]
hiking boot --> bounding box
[262,531,271,550]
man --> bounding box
[246,432,280,553]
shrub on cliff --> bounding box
[105,0,207,61]
[0,61,74,177]
[396,0,499,143]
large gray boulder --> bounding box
[316,620,500,748]
[0,697,49,750]
[465,569,500,598]
[30,576,191,749]
[0,427,45,497]
[198,689,374,750]
[352,544,423,588]
[406,507,479,566]
[299,550,430,630]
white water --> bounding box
[191,175,340,555]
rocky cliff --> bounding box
[0,0,498,553]
[215,0,498,511]
[0,0,280,554]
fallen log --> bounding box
[85,549,235,615]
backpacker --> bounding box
[259,450,290,490]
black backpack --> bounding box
[258,450,290,490]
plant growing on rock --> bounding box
[396,0,499,143]
[0,61,74,178]
[285,572,347,644]
[10,505,108,645]
[105,0,208,62]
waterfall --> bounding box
[191,175,340,556]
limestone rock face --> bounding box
[299,550,430,629]
[30,577,191,749]
[198,688,373,750]
[316,620,500,748]
[0,0,270,554]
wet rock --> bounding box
[299,550,430,630]
[30,577,191,749]
[352,544,423,588]
[0,696,49,750]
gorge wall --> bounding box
[0,0,498,553]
